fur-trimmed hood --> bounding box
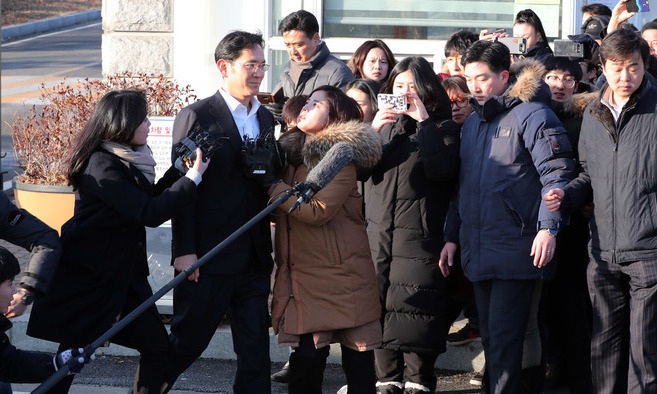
[278,120,382,170]
[550,91,598,119]
[474,58,551,121]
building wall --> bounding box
[103,0,592,99]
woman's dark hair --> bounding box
[346,78,381,114]
[309,85,363,125]
[347,39,398,82]
[0,246,20,283]
[278,10,319,38]
[600,28,650,67]
[214,31,264,62]
[67,90,148,187]
[382,56,450,115]
[515,9,549,43]
[441,75,470,96]
[281,95,308,126]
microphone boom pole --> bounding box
[32,186,299,394]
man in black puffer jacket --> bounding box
[544,28,657,394]
[440,41,576,393]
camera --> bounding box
[553,39,585,58]
[241,131,283,178]
[174,125,228,173]
[377,93,408,111]
[495,37,527,55]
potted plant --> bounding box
[6,72,197,233]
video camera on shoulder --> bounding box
[495,37,527,55]
[174,125,228,173]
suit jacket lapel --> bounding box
[209,91,243,150]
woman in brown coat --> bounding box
[269,85,382,394]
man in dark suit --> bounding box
[164,31,275,393]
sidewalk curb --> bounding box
[1,9,101,43]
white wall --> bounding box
[172,0,270,99]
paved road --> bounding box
[11,356,480,394]
[0,22,102,186]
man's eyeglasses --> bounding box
[232,61,270,72]
[545,75,577,88]
[450,97,470,108]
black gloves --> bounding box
[53,348,94,374]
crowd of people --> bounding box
[2,1,657,393]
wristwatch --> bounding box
[18,289,34,305]
[541,228,558,237]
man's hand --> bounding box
[174,254,200,282]
[5,292,28,318]
[439,242,458,277]
[543,188,565,212]
[530,230,557,268]
[608,0,637,33]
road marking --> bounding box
[2,22,101,46]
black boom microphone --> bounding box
[290,141,354,211]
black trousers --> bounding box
[288,333,376,394]
[588,257,657,394]
[375,348,439,391]
[474,279,542,394]
[164,266,271,393]
[45,284,170,393]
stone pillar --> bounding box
[102,0,174,77]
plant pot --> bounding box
[12,177,75,234]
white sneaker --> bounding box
[337,384,348,394]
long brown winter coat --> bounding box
[269,120,382,340]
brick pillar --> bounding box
[101,0,174,77]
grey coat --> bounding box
[278,41,354,97]
[564,77,657,264]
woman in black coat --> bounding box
[364,57,460,394]
[27,90,208,394]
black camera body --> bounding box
[241,132,283,179]
[174,126,228,173]
[554,39,585,58]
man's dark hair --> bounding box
[461,40,511,74]
[0,246,20,283]
[278,10,319,38]
[600,28,650,67]
[515,9,549,43]
[445,30,479,58]
[581,3,612,17]
[641,21,657,34]
[543,55,584,82]
[214,31,264,63]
